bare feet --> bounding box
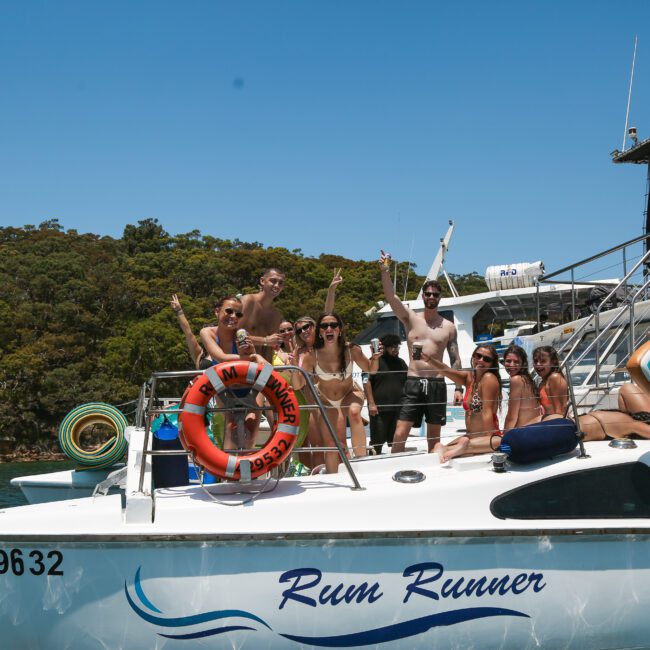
[434,436,470,463]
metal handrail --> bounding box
[136,364,364,494]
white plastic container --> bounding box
[485,261,544,291]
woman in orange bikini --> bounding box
[296,313,381,473]
[422,344,502,463]
[532,346,568,416]
[502,345,542,431]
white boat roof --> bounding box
[2,441,649,539]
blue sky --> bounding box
[1,1,649,278]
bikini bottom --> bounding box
[585,409,650,440]
[316,383,364,417]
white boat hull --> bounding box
[1,531,649,648]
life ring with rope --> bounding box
[178,360,300,480]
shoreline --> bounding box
[0,451,68,464]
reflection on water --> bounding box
[0,460,74,509]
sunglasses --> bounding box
[423,291,441,298]
[223,307,244,318]
[279,327,294,334]
[319,322,340,331]
[296,323,314,334]
[473,352,495,364]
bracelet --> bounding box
[174,309,184,316]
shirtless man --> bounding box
[379,251,461,452]
[240,268,286,362]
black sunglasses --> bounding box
[296,323,314,334]
[279,327,294,334]
[423,291,441,298]
[223,307,244,318]
[473,352,495,364]
[319,322,340,331]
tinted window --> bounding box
[491,462,650,519]
[354,316,405,345]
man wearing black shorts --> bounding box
[379,251,462,452]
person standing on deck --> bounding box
[239,268,286,362]
[379,251,462,452]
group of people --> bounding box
[170,254,650,474]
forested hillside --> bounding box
[0,219,486,445]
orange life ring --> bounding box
[627,340,650,394]
[178,360,300,481]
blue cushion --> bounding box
[499,418,577,464]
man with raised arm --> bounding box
[379,251,462,452]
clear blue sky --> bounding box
[1,1,649,278]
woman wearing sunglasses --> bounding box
[502,345,542,431]
[295,313,381,473]
[421,344,502,463]
[199,296,265,451]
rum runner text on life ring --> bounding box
[179,360,300,481]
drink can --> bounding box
[236,329,248,345]
[412,341,423,360]
[370,338,380,354]
[382,252,392,267]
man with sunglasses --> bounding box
[379,251,461,452]
[240,268,286,362]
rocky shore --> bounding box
[0,438,67,463]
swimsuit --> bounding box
[313,350,363,415]
[539,386,551,409]
[463,379,501,436]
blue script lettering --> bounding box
[403,563,546,604]
[278,568,383,610]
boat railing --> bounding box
[136,364,364,494]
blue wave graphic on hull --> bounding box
[280,607,529,647]
[125,567,529,645]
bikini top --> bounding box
[539,386,551,409]
[314,350,353,382]
[463,380,483,414]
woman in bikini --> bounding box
[502,345,541,431]
[533,346,569,416]
[199,296,265,451]
[296,313,381,473]
[421,344,502,463]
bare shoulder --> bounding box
[548,372,568,388]
[509,375,524,392]
[481,373,500,391]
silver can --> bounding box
[370,338,381,354]
[236,329,248,346]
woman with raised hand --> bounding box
[296,312,381,473]
[422,344,502,463]
[502,345,542,431]
[533,346,569,416]
[170,294,205,369]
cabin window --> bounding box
[491,462,650,519]
[354,316,406,345]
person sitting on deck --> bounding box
[502,345,542,431]
[533,346,569,416]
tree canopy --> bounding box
[0,219,487,444]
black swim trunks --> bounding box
[398,377,447,426]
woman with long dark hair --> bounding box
[422,344,502,462]
[296,312,381,473]
[533,346,569,416]
[502,345,541,431]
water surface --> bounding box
[0,460,74,509]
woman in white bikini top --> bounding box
[296,313,381,473]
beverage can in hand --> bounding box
[412,341,423,360]
[370,338,380,354]
[236,329,248,345]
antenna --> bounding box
[623,35,638,152]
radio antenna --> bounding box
[623,35,638,152]
[403,233,415,301]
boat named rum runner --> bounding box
[5,231,650,647]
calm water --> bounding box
[0,460,74,509]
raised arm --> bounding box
[379,250,409,323]
[324,268,342,313]
[171,294,203,367]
